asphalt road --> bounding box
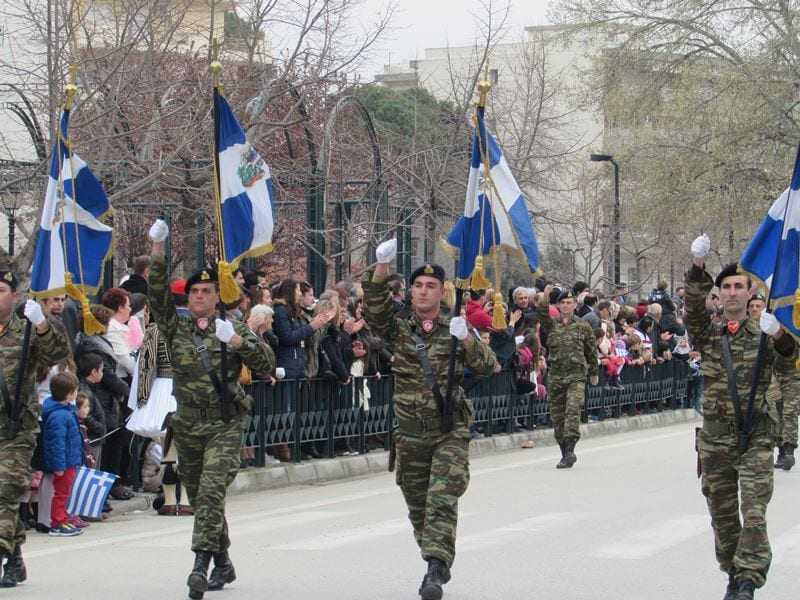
[18,422,800,600]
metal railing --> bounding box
[243,360,692,466]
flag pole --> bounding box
[210,39,231,410]
[740,142,800,452]
[441,78,493,434]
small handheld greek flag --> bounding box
[30,108,112,297]
[67,466,117,519]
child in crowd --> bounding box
[596,329,625,390]
[42,372,85,537]
[75,393,96,468]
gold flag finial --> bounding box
[477,80,491,108]
[210,38,223,88]
[65,64,79,109]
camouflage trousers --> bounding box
[394,427,470,568]
[549,380,585,444]
[172,413,244,553]
[777,397,799,447]
[699,422,775,588]
[0,432,35,555]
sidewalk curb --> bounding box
[111,408,700,518]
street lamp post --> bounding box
[590,153,621,288]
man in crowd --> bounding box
[537,287,598,469]
[147,220,275,599]
[121,255,150,295]
[363,239,496,600]
[0,269,70,587]
[687,235,795,600]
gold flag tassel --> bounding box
[470,256,492,291]
[64,273,105,335]
[793,288,800,330]
[217,260,241,305]
[491,290,506,330]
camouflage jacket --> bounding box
[0,312,70,439]
[148,255,275,413]
[536,300,598,384]
[362,272,497,424]
[685,264,796,424]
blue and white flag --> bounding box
[446,105,540,282]
[740,146,800,339]
[67,466,117,519]
[214,89,274,265]
[30,108,112,297]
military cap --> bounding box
[0,270,18,291]
[556,289,576,303]
[410,263,445,284]
[714,263,746,288]
[186,267,218,291]
[748,292,766,305]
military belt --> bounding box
[178,404,228,421]
[702,418,738,437]
[396,415,464,434]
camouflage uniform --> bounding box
[0,312,69,555]
[767,363,800,449]
[362,271,496,568]
[148,256,275,552]
[536,299,598,446]
[686,265,796,588]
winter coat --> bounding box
[272,301,315,379]
[75,333,130,428]
[42,397,84,473]
[318,324,352,383]
[78,382,107,445]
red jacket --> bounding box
[466,299,493,329]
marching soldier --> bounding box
[0,269,70,587]
[147,220,275,600]
[687,235,795,600]
[747,294,800,470]
[362,239,497,600]
[536,286,599,468]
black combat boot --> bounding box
[774,445,785,469]
[207,551,236,591]
[0,546,26,587]
[722,572,736,600]
[733,579,755,600]
[187,550,212,599]
[782,444,795,471]
[556,442,569,469]
[418,558,451,600]
[565,440,577,467]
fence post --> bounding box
[292,381,302,463]
[255,384,266,468]
[326,380,335,458]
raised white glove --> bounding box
[375,238,397,264]
[148,219,169,243]
[23,300,46,326]
[214,318,236,344]
[759,311,781,337]
[449,316,469,341]
[691,234,711,258]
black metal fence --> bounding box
[243,360,693,466]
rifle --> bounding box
[9,308,33,438]
[441,288,464,434]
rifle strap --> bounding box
[191,331,226,400]
[408,329,448,421]
[0,367,12,421]
[720,331,761,451]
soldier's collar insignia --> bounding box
[424,265,434,275]
[422,319,435,333]
[200,271,211,281]
[196,317,209,330]
[727,321,740,335]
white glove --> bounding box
[148,219,169,243]
[759,311,781,336]
[375,238,397,264]
[449,316,469,340]
[23,300,46,326]
[275,367,286,380]
[214,318,236,344]
[691,234,711,258]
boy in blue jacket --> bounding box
[41,372,84,537]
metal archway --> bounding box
[318,94,386,285]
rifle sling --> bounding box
[0,367,12,423]
[720,331,760,450]
[191,331,226,401]
[408,329,450,425]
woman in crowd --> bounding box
[101,288,136,381]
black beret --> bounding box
[186,267,218,291]
[557,289,576,302]
[748,292,766,305]
[0,270,18,291]
[410,264,445,285]
[714,263,744,288]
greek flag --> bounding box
[30,108,112,297]
[67,466,117,519]
[446,105,540,281]
[740,146,800,339]
[214,89,274,265]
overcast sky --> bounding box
[356,0,553,80]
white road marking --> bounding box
[459,512,579,551]
[771,523,800,566]
[594,515,708,559]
